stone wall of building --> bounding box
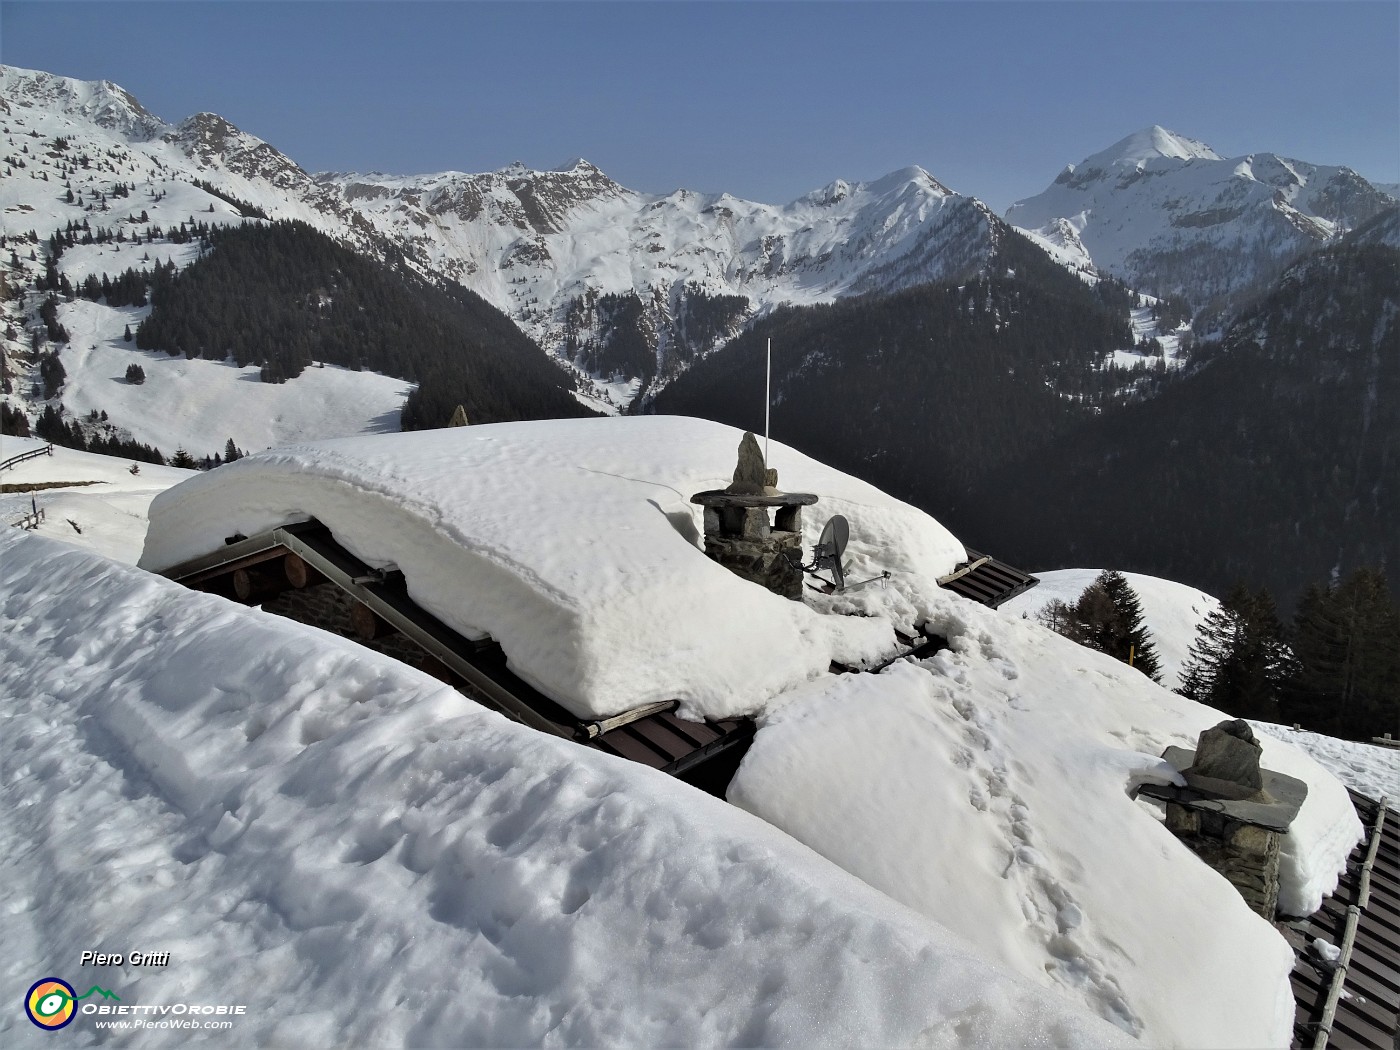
[262,583,452,681]
[1165,804,1283,918]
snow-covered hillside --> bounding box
[1000,568,1221,691]
[0,68,419,456]
[0,435,195,562]
[120,416,1369,1046]
[1006,125,1397,308]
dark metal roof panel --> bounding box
[941,549,1040,609]
[1288,791,1400,1049]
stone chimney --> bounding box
[689,433,817,600]
[1140,719,1308,918]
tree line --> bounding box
[1176,568,1399,741]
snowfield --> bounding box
[0,435,196,563]
[53,297,414,459]
[4,419,1372,1046]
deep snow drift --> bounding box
[130,416,1365,1046]
[2,530,1135,1049]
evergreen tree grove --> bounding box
[1282,568,1400,739]
[1176,583,1290,721]
[1039,571,1162,682]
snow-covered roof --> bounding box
[140,416,967,722]
[0,529,1127,1048]
[9,423,1371,1045]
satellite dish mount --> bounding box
[794,514,890,594]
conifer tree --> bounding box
[1095,570,1163,682]
[1041,571,1162,682]
[1177,583,1289,720]
[1283,568,1400,739]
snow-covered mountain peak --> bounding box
[793,164,954,207]
[550,156,600,174]
[0,64,165,140]
[864,164,953,198]
[1086,125,1222,171]
[1007,125,1396,307]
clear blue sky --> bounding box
[2,1,1396,211]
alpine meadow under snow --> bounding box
[2,417,1371,1048]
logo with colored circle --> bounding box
[25,978,77,1030]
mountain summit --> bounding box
[1081,125,1222,170]
[1006,126,1396,312]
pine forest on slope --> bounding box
[129,220,594,427]
[960,240,1399,613]
[654,228,1147,528]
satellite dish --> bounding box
[817,515,849,561]
[814,515,849,591]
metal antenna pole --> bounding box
[764,337,771,470]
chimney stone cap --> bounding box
[1139,744,1309,832]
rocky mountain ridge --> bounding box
[1006,124,1397,318]
[2,67,1394,415]
[1,65,1008,408]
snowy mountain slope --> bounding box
[0,435,196,563]
[0,529,1135,1049]
[55,299,412,456]
[0,68,417,455]
[1006,125,1397,310]
[318,160,999,380]
[1,64,1008,414]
